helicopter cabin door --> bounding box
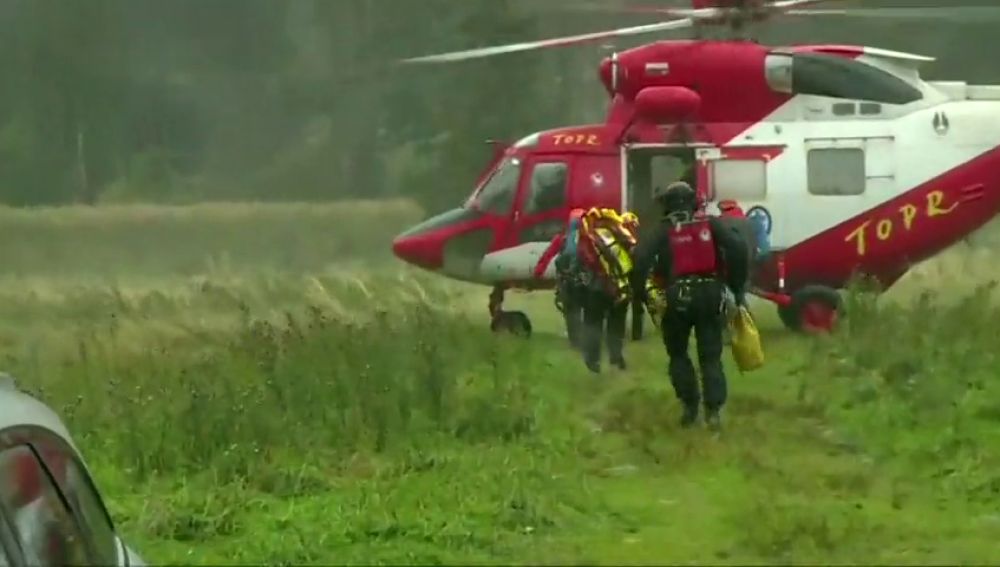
[623,144,697,229]
[794,136,897,252]
[501,154,576,279]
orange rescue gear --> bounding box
[577,207,639,302]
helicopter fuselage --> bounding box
[391,40,1000,330]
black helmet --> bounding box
[654,181,697,215]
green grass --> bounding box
[4,203,1000,565]
[0,199,422,277]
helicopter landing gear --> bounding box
[777,285,843,334]
[488,286,532,337]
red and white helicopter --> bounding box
[391,0,1000,335]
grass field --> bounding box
[5,200,1000,565]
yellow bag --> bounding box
[644,278,667,328]
[729,306,764,372]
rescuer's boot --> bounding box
[706,408,723,433]
[680,404,699,428]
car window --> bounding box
[0,479,17,566]
[0,517,12,567]
[0,445,90,566]
[60,459,118,566]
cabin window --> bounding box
[807,148,866,196]
[524,162,568,215]
[475,157,521,215]
[711,159,767,201]
[832,102,856,116]
[860,102,882,115]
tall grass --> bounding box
[2,203,1000,563]
[30,298,534,484]
[0,199,423,277]
[5,274,593,564]
[8,271,536,479]
[815,280,1000,475]
[0,266,997,564]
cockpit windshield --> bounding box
[470,156,521,215]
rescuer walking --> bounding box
[631,182,750,430]
[535,208,639,373]
[578,209,638,372]
[534,209,587,348]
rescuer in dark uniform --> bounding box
[578,210,639,374]
[580,269,629,373]
[534,209,587,348]
[630,181,750,430]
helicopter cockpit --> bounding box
[468,156,521,215]
[466,132,542,215]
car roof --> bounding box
[0,374,81,455]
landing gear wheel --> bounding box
[487,285,532,338]
[778,285,842,334]
[490,310,532,337]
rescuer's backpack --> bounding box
[577,207,638,302]
[667,217,718,278]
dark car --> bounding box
[0,373,144,566]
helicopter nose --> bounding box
[391,232,444,271]
[391,206,491,277]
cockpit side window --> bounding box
[524,162,568,216]
[474,157,521,215]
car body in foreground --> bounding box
[0,373,144,566]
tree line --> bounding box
[0,0,994,210]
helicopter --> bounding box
[390,0,1000,335]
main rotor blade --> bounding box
[399,0,841,64]
[399,19,695,64]
[570,0,838,18]
[786,6,1000,22]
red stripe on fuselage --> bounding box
[755,143,1000,292]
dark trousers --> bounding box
[660,279,727,412]
[556,282,584,347]
[582,289,627,369]
[630,296,644,340]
